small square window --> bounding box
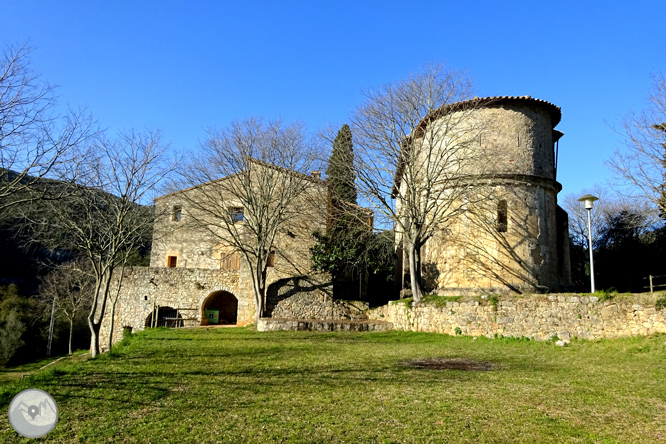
[172,206,182,222]
[167,256,178,268]
[229,207,244,223]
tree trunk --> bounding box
[88,271,112,357]
[89,323,100,358]
[253,278,264,325]
[408,246,423,304]
[108,265,125,350]
[68,318,74,355]
[252,263,267,325]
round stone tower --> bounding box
[401,96,571,294]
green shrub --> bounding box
[488,295,500,311]
[656,296,666,311]
[595,288,617,301]
[397,297,413,308]
[420,294,463,307]
[454,327,462,335]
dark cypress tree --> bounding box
[326,124,357,204]
[313,125,394,302]
[312,125,364,298]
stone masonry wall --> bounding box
[99,267,249,351]
[397,99,570,295]
[368,294,666,340]
[268,293,369,321]
[264,275,369,320]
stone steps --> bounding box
[257,318,393,332]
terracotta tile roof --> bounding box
[246,158,327,185]
[411,96,561,141]
[453,95,561,126]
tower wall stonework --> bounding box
[399,97,571,294]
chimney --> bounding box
[310,171,321,180]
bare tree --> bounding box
[0,41,97,212]
[562,186,660,248]
[562,185,614,248]
[349,63,487,303]
[37,130,173,357]
[39,261,94,354]
[608,73,666,215]
[175,118,323,324]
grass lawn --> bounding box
[0,327,664,443]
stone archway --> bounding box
[145,306,184,328]
[201,291,238,325]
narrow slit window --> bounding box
[167,256,178,268]
[267,251,275,268]
[497,200,508,233]
[172,205,182,222]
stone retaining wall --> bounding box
[266,284,369,321]
[265,275,367,320]
[368,294,666,340]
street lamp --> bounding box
[578,194,599,293]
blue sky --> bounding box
[2,1,665,198]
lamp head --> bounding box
[578,194,599,210]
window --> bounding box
[229,207,244,223]
[172,205,182,222]
[220,252,241,270]
[267,251,275,267]
[497,200,508,233]
[167,256,178,268]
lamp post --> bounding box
[578,194,599,293]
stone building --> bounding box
[99,160,335,347]
[395,96,571,295]
[99,95,573,347]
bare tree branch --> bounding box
[349,63,488,302]
[170,118,325,324]
[0,41,98,212]
[38,260,94,354]
[34,129,175,357]
[562,186,661,248]
[608,73,666,215]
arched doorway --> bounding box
[201,291,238,325]
[145,306,184,328]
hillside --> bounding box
[0,169,152,293]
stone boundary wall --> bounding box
[257,318,392,332]
[368,295,666,340]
